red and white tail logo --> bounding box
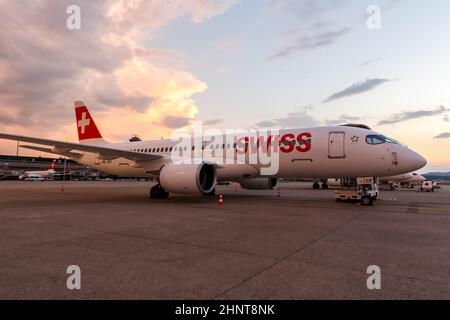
[74,101,103,143]
[49,160,56,170]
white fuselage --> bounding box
[19,169,55,180]
[380,173,426,184]
[74,126,426,181]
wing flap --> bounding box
[20,145,83,159]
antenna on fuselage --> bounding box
[129,135,142,142]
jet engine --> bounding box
[159,162,216,194]
[240,178,279,190]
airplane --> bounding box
[327,172,426,189]
[18,159,57,180]
[0,101,427,199]
[379,172,426,189]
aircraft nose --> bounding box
[411,151,427,171]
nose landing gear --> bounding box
[150,184,169,199]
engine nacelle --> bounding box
[240,178,279,190]
[159,162,216,194]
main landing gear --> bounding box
[313,182,328,189]
[149,184,169,199]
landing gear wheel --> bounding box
[321,183,328,189]
[149,184,169,199]
[361,195,373,206]
[313,182,320,189]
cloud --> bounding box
[160,116,194,129]
[434,133,450,139]
[361,57,383,67]
[0,0,236,153]
[255,110,319,129]
[268,22,351,60]
[268,0,344,22]
[266,0,352,61]
[378,106,448,125]
[203,119,224,126]
[325,115,361,126]
[267,0,401,61]
[255,120,277,128]
[324,78,393,103]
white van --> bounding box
[420,181,434,192]
[27,176,45,181]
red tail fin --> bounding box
[49,160,56,170]
[74,101,103,142]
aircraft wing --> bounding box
[0,133,163,162]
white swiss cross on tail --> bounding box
[74,101,104,145]
[77,112,90,134]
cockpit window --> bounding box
[366,135,385,145]
[366,134,402,145]
[382,136,400,144]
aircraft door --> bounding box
[328,132,345,158]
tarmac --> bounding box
[0,180,449,299]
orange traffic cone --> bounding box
[61,184,64,192]
[218,194,223,206]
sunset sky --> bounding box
[0,0,449,172]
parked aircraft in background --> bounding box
[18,160,56,180]
[0,101,427,199]
[380,173,426,187]
[327,172,426,190]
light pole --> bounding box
[62,137,69,191]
